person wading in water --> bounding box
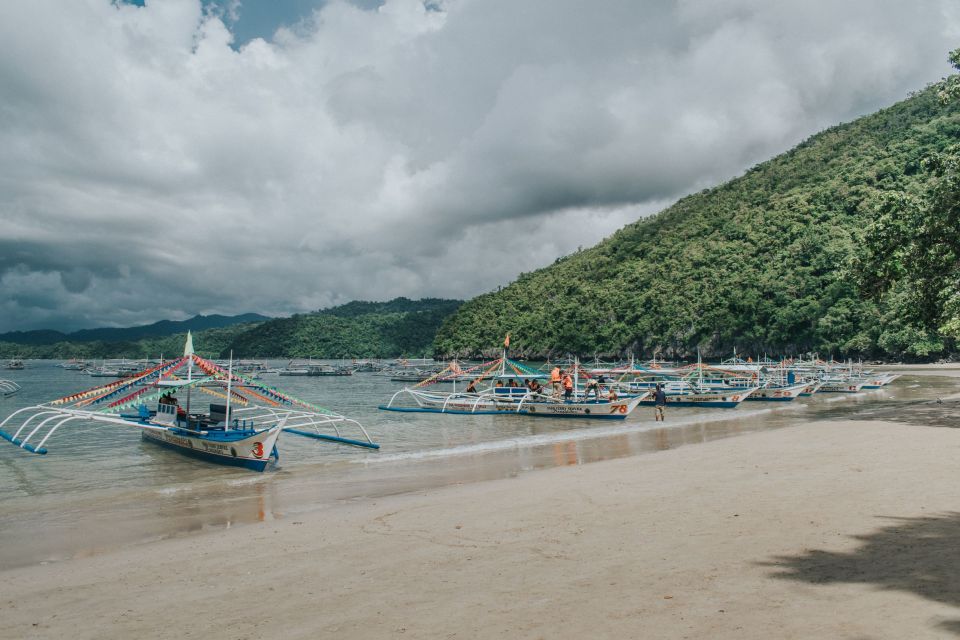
[654,383,667,421]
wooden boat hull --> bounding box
[380,391,645,419]
[798,381,824,396]
[743,383,807,402]
[638,389,754,408]
[141,424,282,472]
[818,381,868,393]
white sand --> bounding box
[4,417,960,639]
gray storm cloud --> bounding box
[0,0,957,331]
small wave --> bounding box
[155,485,192,496]
[361,406,784,464]
[226,476,269,487]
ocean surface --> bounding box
[0,361,956,570]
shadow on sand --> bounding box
[762,512,960,634]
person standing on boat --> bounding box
[585,377,601,401]
[654,383,667,421]
[550,366,562,398]
[596,374,609,398]
[562,371,574,402]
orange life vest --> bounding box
[562,375,573,390]
[550,367,561,383]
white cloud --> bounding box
[0,0,957,331]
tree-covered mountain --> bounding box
[0,322,260,360]
[221,298,462,358]
[434,77,960,361]
[0,313,269,346]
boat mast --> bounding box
[225,350,233,431]
[574,356,580,398]
[185,331,194,426]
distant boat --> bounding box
[0,333,378,470]
[86,359,147,378]
[0,379,20,397]
[278,360,353,376]
[5,358,25,370]
[59,359,90,371]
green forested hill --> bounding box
[434,82,960,360]
[0,299,462,360]
[222,298,462,358]
[0,322,260,360]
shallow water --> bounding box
[0,362,956,569]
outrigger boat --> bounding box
[0,379,21,397]
[0,334,378,471]
[380,353,647,419]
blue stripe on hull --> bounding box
[141,432,271,471]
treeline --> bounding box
[0,323,257,360]
[0,299,463,360]
[434,75,960,361]
[222,298,462,358]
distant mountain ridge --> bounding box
[0,313,271,346]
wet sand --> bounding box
[5,412,960,639]
[2,379,942,571]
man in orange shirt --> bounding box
[562,371,574,402]
[550,366,562,398]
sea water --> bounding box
[0,362,956,569]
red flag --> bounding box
[504,333,511,348]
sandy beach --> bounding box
[4,410,960,640]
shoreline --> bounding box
[5,414,960,638]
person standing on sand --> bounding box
[654,383,667,421]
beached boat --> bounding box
[380,354,647,419]
[382,386,647,419]
[818,378,869,393]
[635,386,756,408]
[861,373,901,389]
[798,380,824,396]
[0,334,378,470]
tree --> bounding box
[861,48,960,345]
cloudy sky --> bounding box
[1,0,958,332]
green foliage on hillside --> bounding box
[434,78,960,360]
[222,298,462,358]
[861,49,960,352]
[0,323,259,360]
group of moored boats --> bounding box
[0,338,901,472]
[379,353,899,419]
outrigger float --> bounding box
[380,353,647,419]
[0,334,378,471]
